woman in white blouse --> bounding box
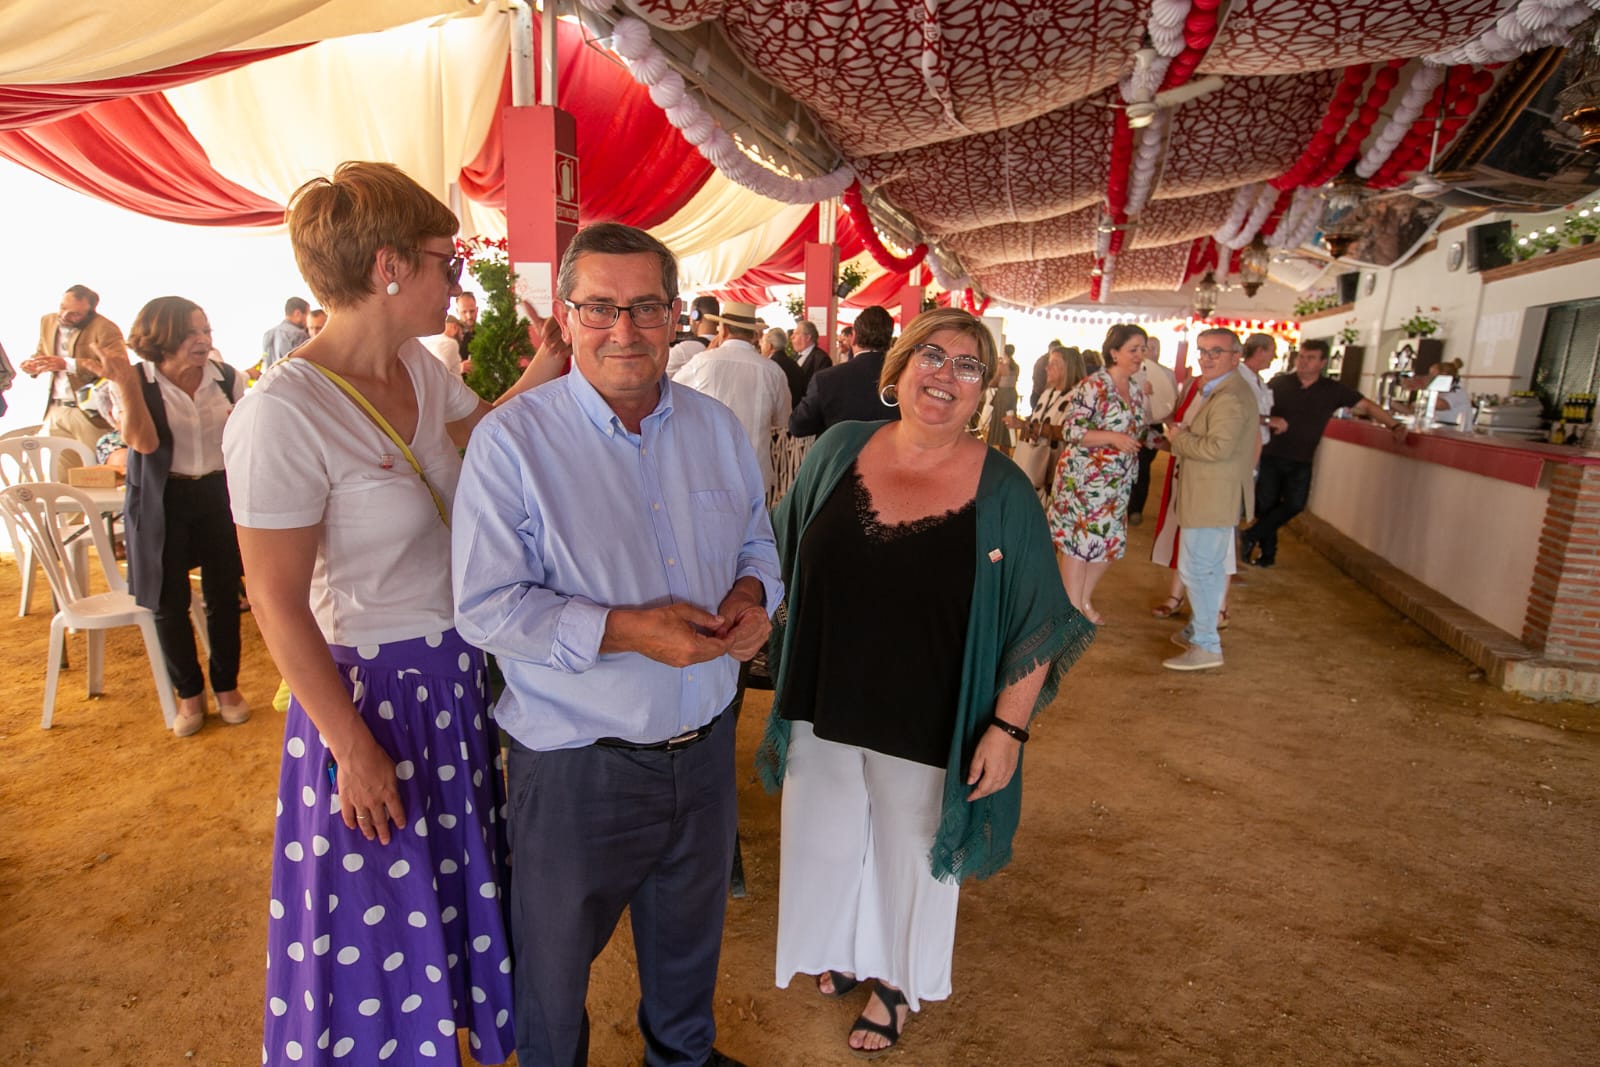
[97,297,248,738]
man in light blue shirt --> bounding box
[258,296,310,374]
[453,222,778,1067]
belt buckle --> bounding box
[662,728,701,751]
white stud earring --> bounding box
[385,280,400,296]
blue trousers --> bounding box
[506,706,738,1067]
[1178,525,1232,654]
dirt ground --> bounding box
[3,482,1598,1066]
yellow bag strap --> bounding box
[300,360,450,528]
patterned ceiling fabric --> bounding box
[854,101,1111,235]
[0,46,306,131]
[970,254,1097,308]
[1151,70,1344,199]
[0,93,285,226]
[1198,0,1506,77]
[0,0,469,84]
[628,0,1149,156]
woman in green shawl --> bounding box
[757,308,1094,1058]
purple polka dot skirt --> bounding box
[261,630,514,1065]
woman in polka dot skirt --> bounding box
[222,162,564,1066]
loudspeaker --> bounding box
[1466,220,1513,273]
[1336,271,1360,305]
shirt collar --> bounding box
[1201,373,1228,397]
[566,360,673,438]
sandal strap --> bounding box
[850,984,908,1044]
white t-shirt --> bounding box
[1239,365,1273,444]
[222,341,480,646]
[418,334,462,375]
[665,335,709,378]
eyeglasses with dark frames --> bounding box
[562,300,674,330]
[912,343,987,383]
[410,248,467,286]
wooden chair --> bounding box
[0,482,177,731]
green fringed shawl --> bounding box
[755,421,1096,883]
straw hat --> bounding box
[701,301,762,329]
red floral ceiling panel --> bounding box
[1199,0,1505,77]
[971,254,1096,307]
[627,0,1148,155]
[940,207,1099,269]
[1129,189,1241,247]
[854,101,1110,234]
[1154,70,1341,199]
[1109,244,1194,293]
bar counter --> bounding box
[1306,417,1600,696]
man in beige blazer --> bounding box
[1162,327,1256,671]
[22,284,123,459]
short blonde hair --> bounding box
[879,308,998,391]
[287,162,458,311]
[128,296,203,363]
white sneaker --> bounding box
[1163,646,1224,671]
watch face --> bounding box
[1447,242,1465,271]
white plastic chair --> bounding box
[0,435,96,617]
[0,482,177,731]
[0,423,44,441]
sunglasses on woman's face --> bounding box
[410,248,466,286]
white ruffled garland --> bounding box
[1428,0,1600,66]
[1267,187,1322,250]
[1125,114,1169,216]
[1355,64,1447,179]
[1123,0,1192,101]
[1211,183,1258,248]
[594,5,854,204]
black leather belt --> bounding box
[593,713,721,753]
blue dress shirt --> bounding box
[453,369,782,751]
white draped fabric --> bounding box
[674,201,813,290]
[648,170,793,261]
[0,0,472,84]
[166,9,508,236]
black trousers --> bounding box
[1248,455,1315,560]
[151,472,242,698]
[1128,445,1157,516]
[507,705,738,1067]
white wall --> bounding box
[1319,205,1600,402]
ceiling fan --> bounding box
[1091,48,1226,128]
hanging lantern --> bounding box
[1193,270,1220,318]
[1319,167,1367,259]
[1559,16,1600,149]
[1239,235,1270,298]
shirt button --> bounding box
[652,502,661,511]
[667,558,676,566]
[640,447,647,456]
[685,676,692,683]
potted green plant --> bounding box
[463,255,536,403]
[1562,212,1600,246]
[834,262,865,299]
[782,293,806,321]
[1292,293,1338,317]
[1338,320,1361,346]
[1399,307,1440,339]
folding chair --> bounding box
[0,482,177,731]
[0,435,96,616]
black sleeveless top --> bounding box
[780,462,976,767]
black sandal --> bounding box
[848,983,908,1060]
[817,970,860,998]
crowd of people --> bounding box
[6,155,1415,1066]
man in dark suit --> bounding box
[788,319,831,389]
[788,305,900,437]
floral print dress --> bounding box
[1048,369,1149,562]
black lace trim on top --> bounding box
[847,463,976,544]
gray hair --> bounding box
[1196,327,1242,351]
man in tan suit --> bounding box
[22,285,123,458]
[1161,327,1256,671]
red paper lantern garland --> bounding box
[1094,0,1221,302]
[842,180,929,273]
[1269,64,1371,192]
[1369,67,1495,189]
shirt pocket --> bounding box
[689,489,746,563]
